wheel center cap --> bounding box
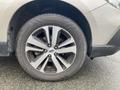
[48,48,55,53]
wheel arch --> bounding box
[8,0,92,55]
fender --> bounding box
[0,0,106,43]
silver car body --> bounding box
[0,0,120,56]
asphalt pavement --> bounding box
[0,52,120,90]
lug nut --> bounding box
[54,46,58,49]
[54,53,57,56]
[48,44,51,47]
[44,49,47,52]
[48,54,51,57]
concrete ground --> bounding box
[0,52,120,90]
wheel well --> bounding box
[8,0,92,55]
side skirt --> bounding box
[91,28,120,58]
[90,45,120,58]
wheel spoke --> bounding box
[56,46,76,54]
[58,38,74,48]
[52,26,61,47]
[25,46,44,52]
[30,53,48,69]
[26,25,77,74]
[51,54,63,73]
[43,26,50,44]
[40,57,49,73]
[57,55,71,68]
[27,35,48,49]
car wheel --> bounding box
[16,14,87,81]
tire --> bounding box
[16,14,87,81]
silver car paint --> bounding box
[0,0,120,46]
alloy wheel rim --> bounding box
[25,25,77,74]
